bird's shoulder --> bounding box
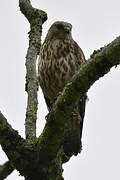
[71,39,86,65]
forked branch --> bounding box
[0,0,119,179]
[0,36,119,179]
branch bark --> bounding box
[19,0,47,140]
[0,1,119,179]
[0,111,26,161]
[0,112,40,179]
[0,161,14,180]
[19,0,33,21]
[37,36,120,162]
[0,35,119,179]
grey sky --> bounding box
[0,0,120,179]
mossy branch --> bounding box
[19,0,47,140]
[0,161,14,180]
[37,36,120,161]
[0,112,39,178]
[19,0,33,21]
[0,1,119,179]
[0,35,119,178]
[0,112,27,160]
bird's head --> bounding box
[47,21,72,40]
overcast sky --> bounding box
[0,0,120,179]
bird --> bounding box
[38,21,86,162]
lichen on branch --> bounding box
[37,36,120,161]
[0,35,120,179]
[0,161,14,179]
[0,1,119,179]
[19,0,47,140]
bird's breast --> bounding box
[38,40,80,101]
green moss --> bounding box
[90,47,104,58]
[0,124,6,131]
[47,150,64,180]
[8,151,20,160]
[40,150,64,180]
[0,136,10,146]
[34,137,39,143]
[31,8,47,24]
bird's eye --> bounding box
[56,24,64,30]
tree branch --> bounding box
[0,111,26,159]
[0,112,39,178]
[37,36,120,162]
[19,0,47,140]
[0,14,119,178]
[19,0,33,21]
[0,1,119,178]
[0,161,14,180]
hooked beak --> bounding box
[64,26,71,34]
